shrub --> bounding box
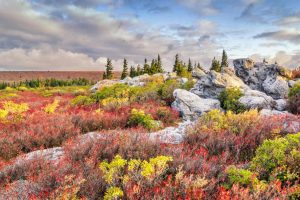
[288,83,300,114]
[226,166,260,189]
[219,87,246,113]
[158,79,180,105]
[128,109,157,130]
[101,97,129,110]
[181,79,195,90]
[129,83,160,102]
[156,107,174,124]
[184,109,282,162]
[0,101,29,122]
[250,132,300,183]
[288,82,300,98]
[99,154,173,200]
[92,84,130,102]
[71,95,95,106]
[291,68,300,79]
[44,99,60,114]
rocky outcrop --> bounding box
[233,58,290,99]
[172,89,221,120]
[190,67,249,99]
[238,89,275,110]
[275,99,287,111]
[149,120,193,144]
[90,72,179,92]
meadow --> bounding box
[0,75,299,200]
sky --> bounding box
[0,0,300,71]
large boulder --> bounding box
[233,58,290,99]
[90,79,119,92]
[149,120,193,144]
[238,89,276,110]
[172,89,221,120]
[190,67,249,99]
[262,76,289,99]
[275,99,288,111]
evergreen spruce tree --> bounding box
[120,58,128,80]
[210,57,221,72]
[136,65,142,75]
[130,66,136,78]
[157,54,163,73]
[143,59,150,74]
[188,58,193,72]
[173,54,180,73]
[221,50,228,68]
[103,58,113,79]
[150,59,157,75]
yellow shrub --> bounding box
[44,99,60,114]
[140,156,173,180]
[99,155,173,198]
[197,109,260,134]
[0,109,8,120]
[104,187,124,200]
[0,101,29,122]
[101,97,129,110]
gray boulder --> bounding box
[275,99,288,111]
[262,76,289,99]
[149,120,193,144]
[172,89,221,120]
[190,67,249,99]
[233,58,290,99]
[238,89,276,110]
[260,109,289,116]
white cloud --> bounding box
[0,48,138,71]
[176,0,218,15]
[249,50,300,69]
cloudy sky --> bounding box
[0,0,300,71]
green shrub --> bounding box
[131,83,160,102]
[158,79,180,105]
[226,166,260,189]
[219,87,246,113]
[288,83,300,114]
[289,82,300,98]
[250,132,300,183]
[181,79,195,91]
[128,109,157,130]
[92,84,130,102]
[71,95,96,106]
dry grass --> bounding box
[0,71,121,83]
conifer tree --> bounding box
[103,58,113,79]
[210,57,221,72]
[157,54,163,73]
[143,59,150,74]
[173,54,180,72]
[150,59,157,75]
[121,58,128,80]
[188,58,193,72]
[130,66,136,78]
[136,65,142,75]
[221,50,228,68]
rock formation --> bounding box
[233,58,290,99]
[172,58,298,119]
[172,89,221,120]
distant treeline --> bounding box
[0,78,94,90]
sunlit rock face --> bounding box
[233,58,290,99]
[172,89,221,120]
[190,67,249,99]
